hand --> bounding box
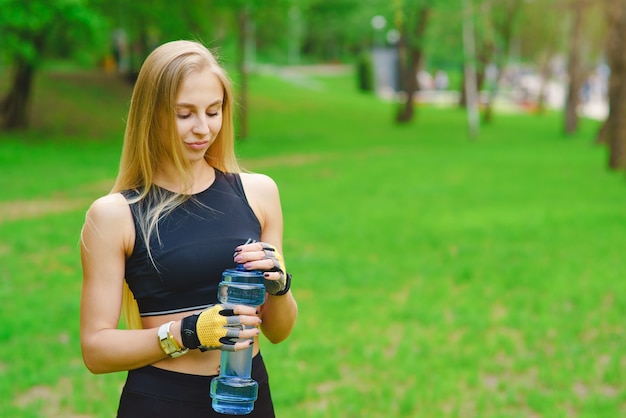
[234,241,289,295]
[180,304,261,352]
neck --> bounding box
[154,160,215,194]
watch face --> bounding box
[158,322,186,357]
[161,339,176,353]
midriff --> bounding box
[142,309,260,376]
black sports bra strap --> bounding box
[220,171,248,202]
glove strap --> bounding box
[181,313,202,350]
[273,273,292,296]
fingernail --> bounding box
[263,273,270,278]
[234,255,243,262]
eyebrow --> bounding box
[176,99,223,108]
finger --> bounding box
[235,259,275,273]
[267,258,284,272]
[233,250,266,264]
[224,327,242,339]
[234,241,265,253]
[240,241,274,253]
[220,340,237,352]
[238,327,260,339]
[233,340,254,351]
[235,314,262,328]
[260,242,276,251]
[263,271,283,281]
[242,258,283,275]
[230,304,258,316]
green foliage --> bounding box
[1,68,625,417]
[0,0,106,66]
[520,0,606,63]
[0,0,603,78]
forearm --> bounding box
[260,291,298,343]
[81,326,170,374]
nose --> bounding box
[192,114,211,136]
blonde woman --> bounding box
[80,40,297,417]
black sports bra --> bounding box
[123,170,261,317]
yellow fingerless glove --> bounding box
[181,304,243,352]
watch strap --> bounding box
[158,321,189,358]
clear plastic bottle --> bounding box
[210,266,265,415]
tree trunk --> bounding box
[395,6,430,123]
[1,58,36,130]
[564,0,585,135]
[535,51,552,115]
[462,0,479,138]
[482,0,523,123]
[602,0,626,169]
[394,35,419,123]
[458,70,486,108]
[1,32,46,131]
[478,49,495,123]
[596,118,607,145]
[236,5,250,139]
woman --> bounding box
[80,40,297,417]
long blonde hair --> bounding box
[112,40,241,329]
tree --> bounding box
[517,0,565,114]
[394,0,431,123]
[93,0,252,136]
[236,3,252,139]
[479,0,524,124]
[212,0,272,140]
[564,0,606,135]
[298,0,363,62]
[563,0,587,135]
[599,0,626,170]
[462,0,479,138]
[456,0,524,125]
[0,0,103,130]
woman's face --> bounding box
[174,68,224,163]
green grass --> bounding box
[1,68,625,417]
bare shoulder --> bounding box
[239,172,279,194]
[239,172,280,203]
[239,173,282,228]
[83,193,133,239]
[82,192,134,254]
[86,192,131,224]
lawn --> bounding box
[0,66,624,417]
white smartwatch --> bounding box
[158,321,189,358]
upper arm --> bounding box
[80,193,134,340]
[240,173,297,341]
[240,173,284,251]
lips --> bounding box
[185,141,208,150]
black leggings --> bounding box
[117,353,275,417]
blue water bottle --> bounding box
[210,266,265,415]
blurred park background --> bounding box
[1,0,626,417]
